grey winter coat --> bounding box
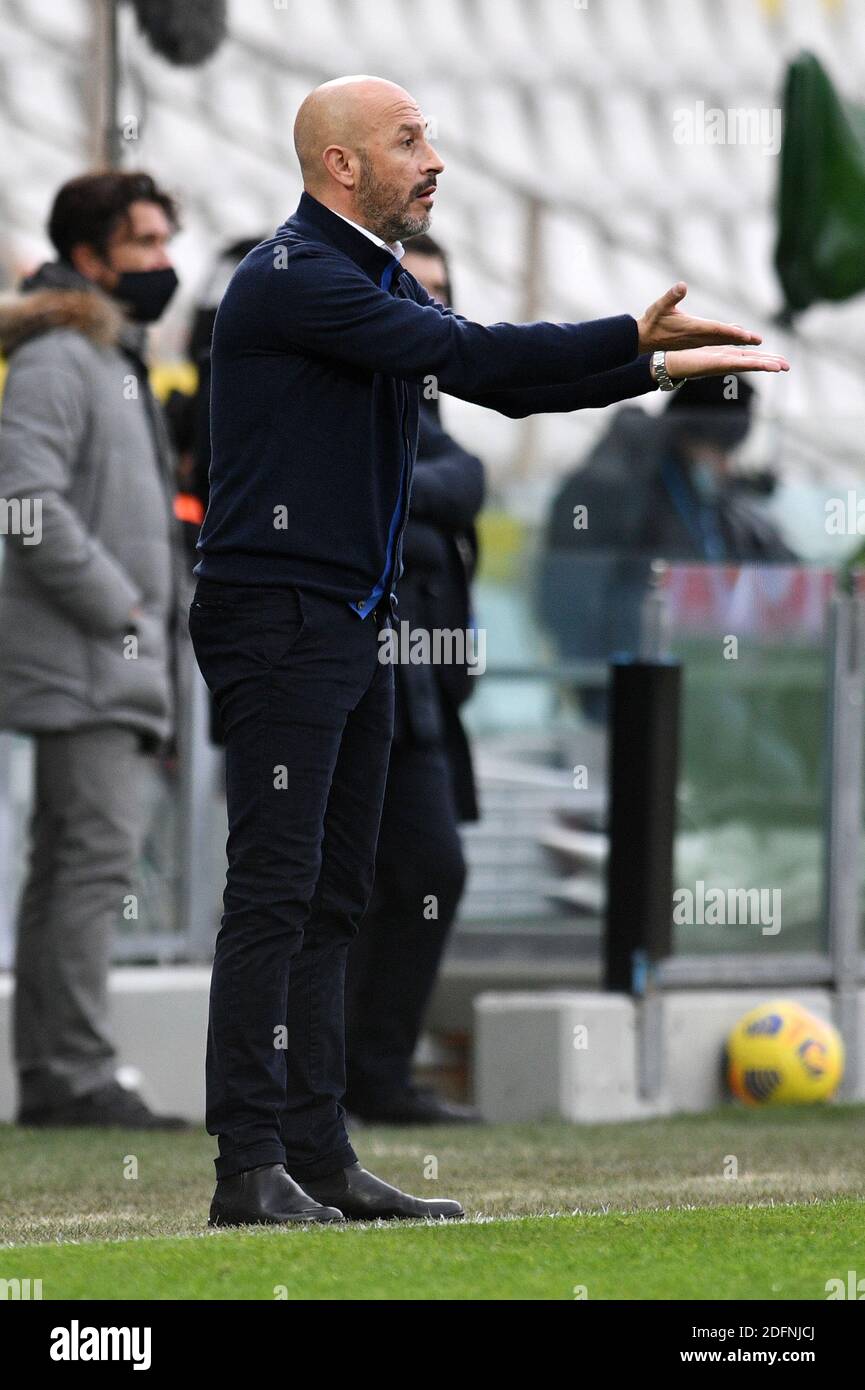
[0,264,190,744]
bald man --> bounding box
[190,76,789,1227]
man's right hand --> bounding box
[637,282,763,354]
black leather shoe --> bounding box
[209,1163,344,1227]
[17,1081,190,1131]
[299,1162,464,1221]
[346,1086,482,1126]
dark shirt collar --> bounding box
[280,191,402,285]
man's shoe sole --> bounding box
[334,1206,465,1222]
[208,1208,344,1227]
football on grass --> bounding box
[726,999,844,1105]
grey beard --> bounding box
[356,155,432,244]
[380,207,432,243]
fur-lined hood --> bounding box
[0,288,125,354]
[0,262,126,355]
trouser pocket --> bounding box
[188,585,308,684]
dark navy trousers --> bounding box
[188,578,394,1180]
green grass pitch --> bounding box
[2,1106,864,1300]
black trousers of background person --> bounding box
[188,577,394,1181]
[344,741,467,1107]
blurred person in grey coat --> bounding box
[0,172,190,1128]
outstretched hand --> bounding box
[638,282,763,353]
[662,345,790,382]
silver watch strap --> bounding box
[651,350,682,392]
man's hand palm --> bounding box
[666,345,789,382]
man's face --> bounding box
[354,98,444,245]
[683,438,733,476]
[74,199,175,291]
[401,251,450,307]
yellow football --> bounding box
[726,999,844,1105]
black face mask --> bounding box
[113,266,179,323]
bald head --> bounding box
[292,75,445,247]
[294,76,411,189]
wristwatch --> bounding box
[651,350,682,392]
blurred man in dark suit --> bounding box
[539,375,796,716]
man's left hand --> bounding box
[660,346,790,383]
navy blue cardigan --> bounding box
[195,191,655,616]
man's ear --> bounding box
[69,241,116,289]
[321,145,357,190]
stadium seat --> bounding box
[711,0,785,89]
[533,87,617,212]
[474,0,550,82]
[346,0,423,79]
[14,0,87,46]
[595,0,666,86]
[468,83,543,195]
[597,91,671,213]
[409,0,489,79]
[240,0,360,74]
[654,0,731,88]
[535,0,617,86]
